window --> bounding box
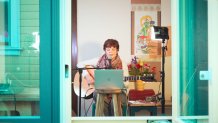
[0,0,20,55]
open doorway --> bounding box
[71,0,172,117]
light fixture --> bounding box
[150,26,169,114]
[150,26,169,41]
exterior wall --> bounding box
[5,0,39,87]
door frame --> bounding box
[59,0,72,122]
[70,0,218,122]
[208,0,218,122]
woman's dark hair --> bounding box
[103,39,119,51]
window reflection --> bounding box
[0,0,20,55]
[0,0,40,116]
[0,1,9,45]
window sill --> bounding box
[0,47,22,55]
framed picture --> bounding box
[131,10,161,59]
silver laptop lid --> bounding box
[94,69,124,90]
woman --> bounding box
[77,39,129,116]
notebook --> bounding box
[94,69,125,90]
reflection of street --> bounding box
[0,73,39,116]
[0,87,39,116]
[0,73,38,94]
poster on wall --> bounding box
[133,11,161,59]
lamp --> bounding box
[151,26,169,41]
[150,26,169,114]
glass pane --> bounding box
[0,0,40,116]
[179,0,208,116]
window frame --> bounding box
[0,0,21,55]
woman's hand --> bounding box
[85,65,95,85]
[85,74,94,85]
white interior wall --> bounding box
[161,0,172,101]
[161,0,171,26]
[77,0,131,63]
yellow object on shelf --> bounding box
[135,80,144,91]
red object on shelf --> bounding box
[128,89,155,101]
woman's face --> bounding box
[105,46,118,59]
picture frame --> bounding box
[131,10,161,59]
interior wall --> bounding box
[161,0,172,101]
[161,0,171,26]
[77,0,131,63]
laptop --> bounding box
[94,69,125,90]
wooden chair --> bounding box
[94,89,127,116]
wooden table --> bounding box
[128,100,160,116]
[128,89,158,116]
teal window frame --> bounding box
[0,0,21,55]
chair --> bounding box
[92,101,127,116]
[92,89,127,116]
